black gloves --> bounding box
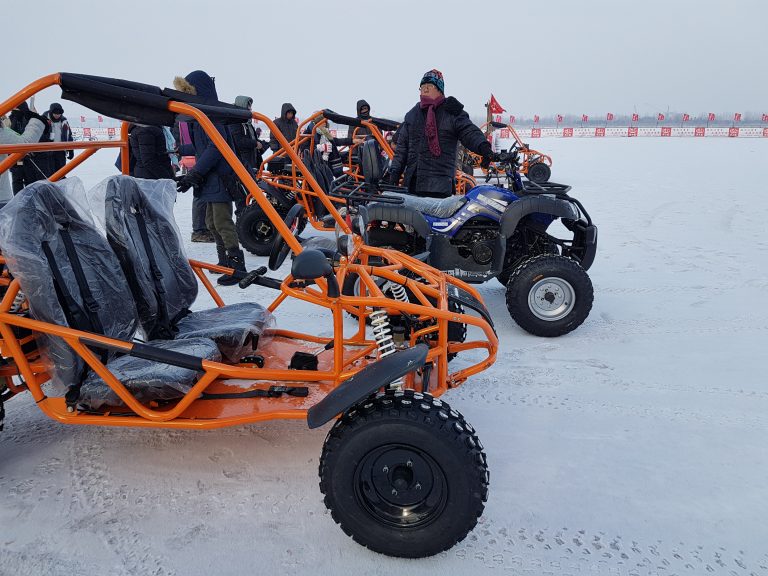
[176,170,204,193]
[67,150,74,160]
[478,142,500,169]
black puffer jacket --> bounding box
[389,97,489,198]
[129,125,174,179]
[334,99,373,146]
[268,103,298,151]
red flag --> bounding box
[657,113,665,121]
[708,113,715,121]
[556,114,563,123]
[734,112,742,122]
[682,114,690,122]
[762,114,768,123]
[97,115,103,123]
[533,115,539,123]
[631,113,639,122]
[606,112,614,121]
[488,94,506,114]
[80,115,86,123]
[581,114,588,122]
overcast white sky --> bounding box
[3,0,766,121]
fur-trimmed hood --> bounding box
[173,71,218,102]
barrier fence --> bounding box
[71,125,768,143]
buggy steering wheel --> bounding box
[268,204,306,271]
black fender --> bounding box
[499,195,579,238]
[307,344,428,429]
[366,203,432,240]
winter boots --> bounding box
[214,240,228,274]
[217,248,246,286]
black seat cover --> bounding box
[0,181,139,390]
[99,176,273,361]
[103,176,198,339]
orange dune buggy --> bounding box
[0,73,498,558]
[474,120,553,183]
[236,109,477,256]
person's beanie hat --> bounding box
[419,69,444,94]
[50,102,64,114]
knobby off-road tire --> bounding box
[238,203,306,256]
[505,254,593,337]
[237,203,280,256]
[319,389,489,558]
[526,161,551,183]
[496,235,559,287]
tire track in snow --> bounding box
[444,520,768,575]
[67,433,175,576]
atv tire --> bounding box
[496,236,559,287]
[238,203,305,256]
[527,162,551,183]
[505,254,593,337]
[319,389,489,558]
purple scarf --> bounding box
[420,94,445,157]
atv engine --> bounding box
[451,219,500,266]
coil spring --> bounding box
[386,281,408,303]
[9,291,25,314]
[369,308,402,389]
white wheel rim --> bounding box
[527,276,576,321]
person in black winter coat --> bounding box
[173,70,244,286]
[333,99,372,146]
[10,103,54,184]
[129,125,175,179]
[8,102,31,193]
[386,69,498,198]
[268,103,298,152]
[42,102,74,173]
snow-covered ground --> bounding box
[1,138,767,576]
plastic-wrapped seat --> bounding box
[0,180,221,408]
[93,176,272,362]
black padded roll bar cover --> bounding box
[370,117,400,132]
[131,342,204,372]
[322,109,362,127]
[306,344,429,429]
[60,72,175,126]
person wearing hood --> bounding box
[1,107,48,201]
[173,70,245,286]
[42,102,74,173]
[128,124,175,179]
[333,99,373,147]
[8,102,32,193]
[385,69,498,198]
[268,103,298,152]
[229,95,260,214]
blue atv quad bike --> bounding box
[346,140,598,337]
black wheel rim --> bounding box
[354,444,448,529]
[249,218,275,244]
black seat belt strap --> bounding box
[134,209,174,339]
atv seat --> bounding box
[0,180,221,408]
[95,176,272,362]
[386,192,466,219]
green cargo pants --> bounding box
[205,202,239,251]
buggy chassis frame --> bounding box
[0,74,497,430]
